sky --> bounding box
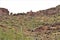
[0,0,60,13]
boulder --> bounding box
[0,8,9,16]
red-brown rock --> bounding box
[0,8,9,16]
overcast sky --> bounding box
[0,0,60,13]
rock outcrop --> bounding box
[33,24,60,34]
[26,5,60,16]
[0,8,9,16]
[10,5,60,16]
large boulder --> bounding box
[0,8,9,16]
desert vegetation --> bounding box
[0,5,60,40]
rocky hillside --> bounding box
[0,5,60,40]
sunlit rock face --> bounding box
[0,8,9,16]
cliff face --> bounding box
[0,8,9,15]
